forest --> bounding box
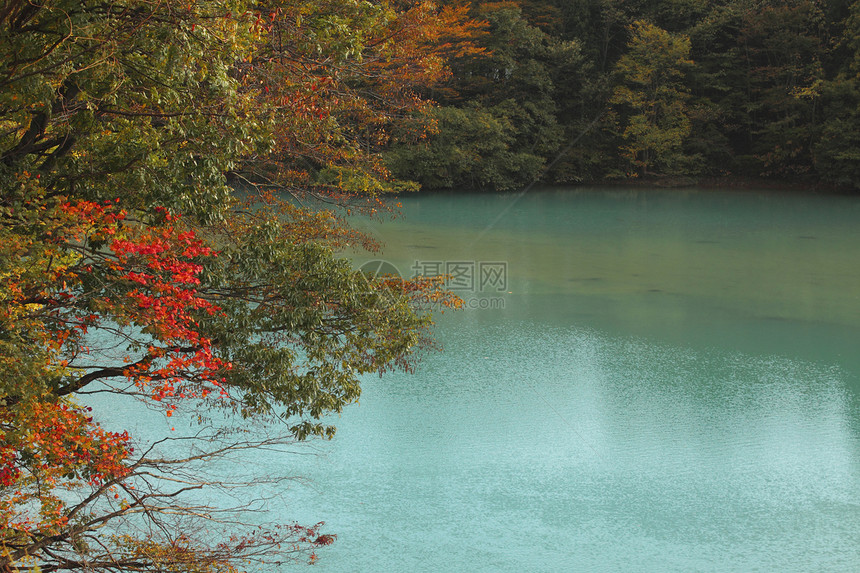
[388,0,860,191]
[1,0,857,572]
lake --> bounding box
[93,186,860,571]
[287,187,860,571]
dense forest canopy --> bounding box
[387,0,860,191]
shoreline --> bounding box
[412,175,857,196]
[595,175,856,195]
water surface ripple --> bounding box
[299,188,860,572]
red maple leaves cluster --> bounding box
[0,402,130,489]
[106,210,231,408]
[2,198,231,533]
[0,400,132,534]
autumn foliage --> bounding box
[0,0,470,571]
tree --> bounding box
[815,0,860,188]
[384,104,545,190]
[0,0,459,570]
[234,0,487,198]
[610,20,696,176]
[681,1,747,175]
[387,1,586,190]
[736,0,827,177]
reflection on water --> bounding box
[284,320,859,572]
[356,187,860,329]
[288,188,860,571]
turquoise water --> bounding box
[95,187,860,571]
[288,187,860,571]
